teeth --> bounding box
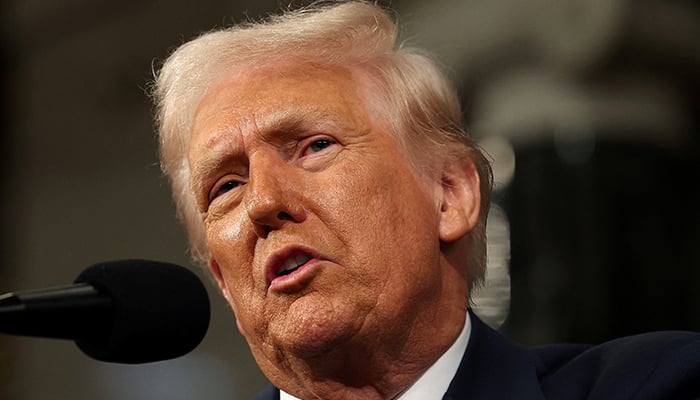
[279,254,311,274]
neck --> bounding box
[268,309,467,400]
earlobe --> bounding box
[438,158,481,243]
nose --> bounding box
[243,154,305,237]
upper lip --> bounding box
[263,245,323,288]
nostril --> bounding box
[277,211,294,221]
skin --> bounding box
[187,63,482,399]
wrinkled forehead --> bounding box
[187,62,395,155]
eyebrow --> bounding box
[261,108,352,139]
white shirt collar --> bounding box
[280,313,471,400]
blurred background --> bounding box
[1,0,698,398]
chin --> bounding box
[279,323,355,359]
[267,306,362,360]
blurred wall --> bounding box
[402,0,700,344]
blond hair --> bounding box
[151,1,493,290]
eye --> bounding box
[302,138,336,156]
[210,179,243,203]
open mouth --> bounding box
[265,247,323,291]
[276,253,312,278]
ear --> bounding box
[438,157,481,243]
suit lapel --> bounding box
[443,311,545,400]
[252,384,279,400]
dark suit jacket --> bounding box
[253,311,700,399]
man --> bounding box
[152,1,700,399]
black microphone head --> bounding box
[74,260,210,363]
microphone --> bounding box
[0,260,210,364]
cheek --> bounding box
[205,213,258,301]
[313,169,388,258]
[210,236,265,340]
[205,208,248,248]
[333,161,434,231]
[319,158,439,265]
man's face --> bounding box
[188,64,465,366]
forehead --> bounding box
[189,64,378,150]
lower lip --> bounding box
[268,258,322,293]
